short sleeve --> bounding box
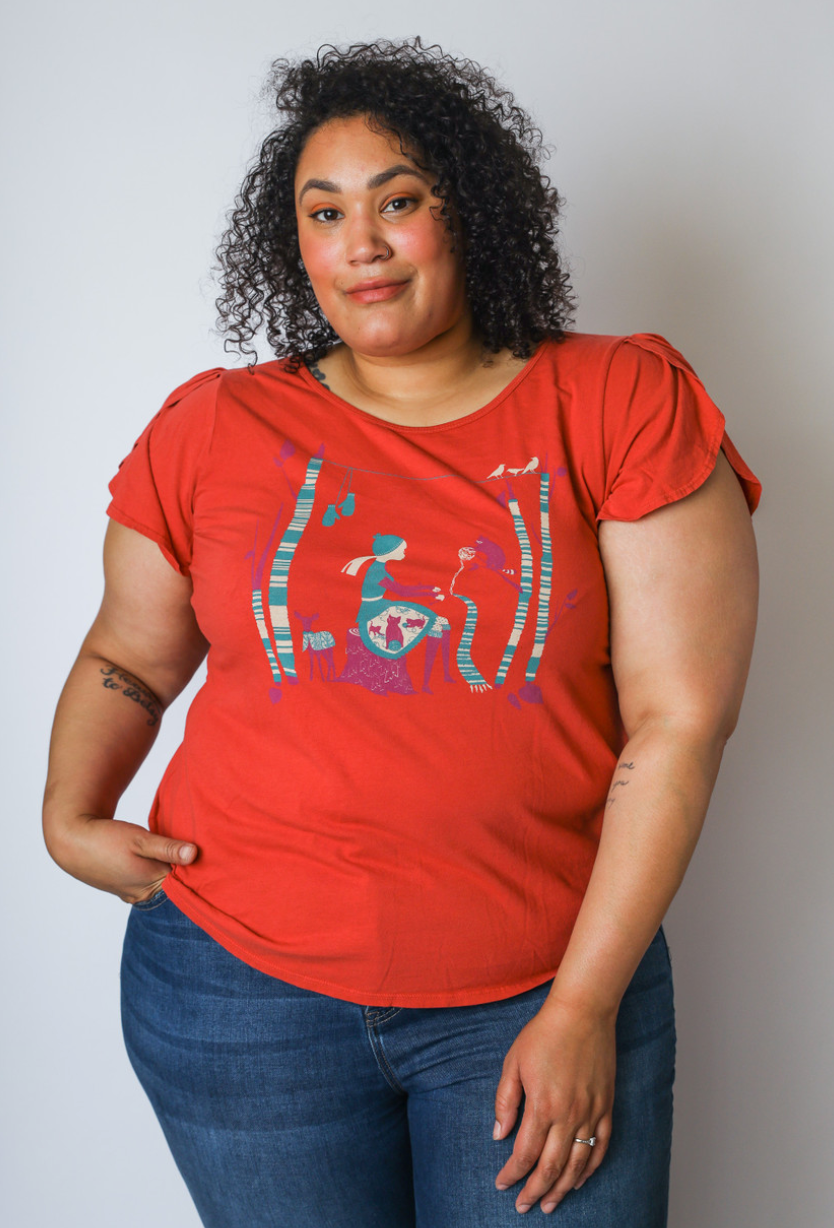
[106,368,224,575]
[596,333,762,522]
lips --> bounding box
[345,280,409,303]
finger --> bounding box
[540,1121,610,1213]
[135,831,198,866]
[510,1122,570,1212]
[493,1059,524,1141]
[535,1139,592,1212]
[572,1115,612,1191]
[494,1100,553,1192]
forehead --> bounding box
[295,115,417,178]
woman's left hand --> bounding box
[493,996,617,1213]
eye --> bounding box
[309,207,342,224]
[382,195,415,214]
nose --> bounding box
[343,212,391,264]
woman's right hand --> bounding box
[49,814,198,904]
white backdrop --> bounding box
[2,2,832,1225]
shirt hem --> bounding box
[596,415,726,522]
[162,876,560,1008]
[106,501,188,575]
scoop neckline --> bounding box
[294,339,551,434]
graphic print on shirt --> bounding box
[341,535,441,657]
[246,506,284,703]
[338,535,447,696]
[294,612,337,680]
[248,447,565,704]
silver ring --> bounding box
[573,1136,596,1147]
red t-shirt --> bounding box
[107,331,762,1007]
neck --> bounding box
[336,322,493,413]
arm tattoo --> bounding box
[99,665,161,727]
[606,760,636,807]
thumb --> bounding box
[493,1058,523,1139]
[138,832,198,865]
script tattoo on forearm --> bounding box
[605,760,636,807]
[99,666,161,727]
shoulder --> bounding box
[157,365,227,415]
[146,356,309,438]
[537,330,696,377]
[157,356,304,412]
[533,332,715,425]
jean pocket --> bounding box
[131,887,168,911]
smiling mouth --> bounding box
[346,281,409,302]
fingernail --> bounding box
[493,1119,502,1139]
[496,1183,509,1191]
[516,1204,531,1214]
[542,1204,557,1213]
[179,845,195,861]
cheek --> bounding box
[297,229,334,284]
[402,216,456,269]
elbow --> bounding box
[622,702,741,755]
[618,663,753,752]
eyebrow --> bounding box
[297,164,431,204]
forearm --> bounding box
[544,718,727,1019]
[43,652,164,864]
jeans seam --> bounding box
[131,890,168,911]
[365,1021,407,1094]
[370,1007,402,1025]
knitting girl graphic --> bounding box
[341,534,442,659]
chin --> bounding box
[345,317,456,357]
[341,327,428,357]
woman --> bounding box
[42,37,761,1227]
[342,533,441,656]
[339,533,444,694]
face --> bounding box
[294,114,469,358]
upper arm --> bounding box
[81,519,209,707]
[598,450,759,741]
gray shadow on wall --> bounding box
[562,128,833,1228]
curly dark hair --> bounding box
[213,35,576,371]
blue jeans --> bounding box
[121,891,675,1227]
